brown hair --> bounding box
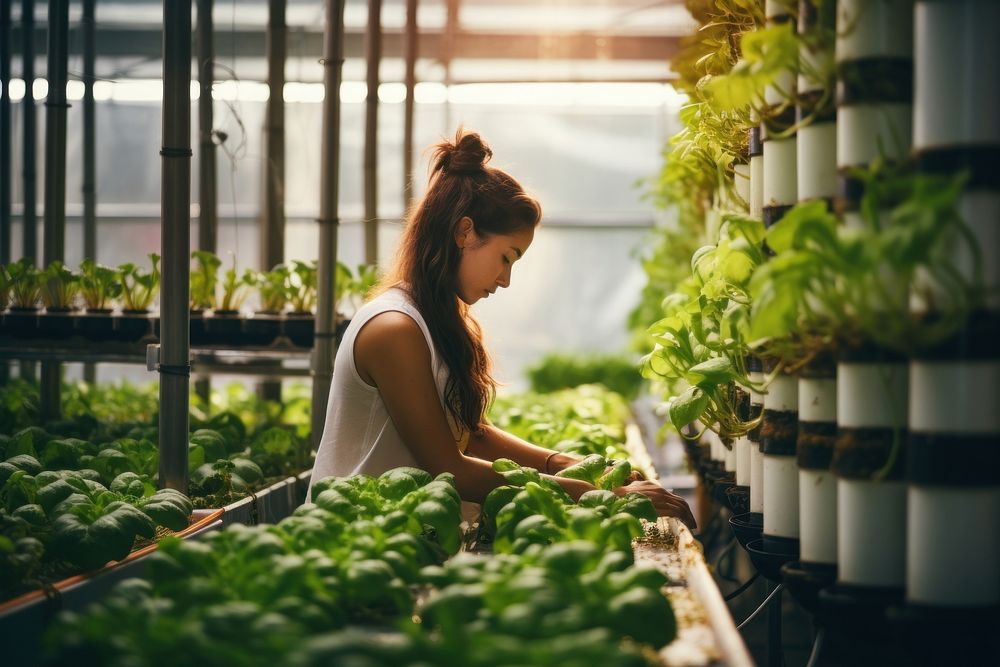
[382,128,541,434]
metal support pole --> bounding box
[43,0,69,267]
[197,0,217,255]
[21,0,36,265]
[82,0,96,262]
[40,0,69,423]
[443,0,458,132]
[402,0,417,211]
[1,0,13,264]
[310,0,345,454]
[261,0,285,272]
[158,0,193,493]
[363,0,381,265]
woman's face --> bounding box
[454,218,535,305]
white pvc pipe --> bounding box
[766,0,790,19]
[799,35,832,95]
[764,454,800,538]
[763,137,798,208]
[837,104,913,168]
[750,371,765,407]
[799,378,837,423]
[797,122,837,201]
[837,362,909,428]
[725,440,737,472]
[736,436,752,486]
[907,485,1000,606]
[800,468,838,564]
[750,154,764,219]
[734,162,751,211]
[751,441,764,513]
[838,478,907,588]
[765,69,796,108]
[765,373,799,412]
[914,0,1000,150]
[836,0,913,62]
[914,192,1000,312]
[910,360,1000,433]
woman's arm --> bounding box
[465,424,581,474]
[355,312,594,504]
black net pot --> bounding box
[114,310,156,342]
[781,560,836,615]
[729,511,763,551]
[335,317,351,343]
[888,602,1000,667]
[203,311,244,346]
[4,307,40,338]
[724,484,751,515]
[816,583,905,666]
[746,536,799,583]
[243,312,283,346]
[284,312,315,348]
[75,309,114,341]
[37,308,77,339]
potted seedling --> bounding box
[77,259,122,340]
[38,260,81,339]
[284,259,318,348]
[3,259,42,338]
[189,250,221,345]
[115,253,160,342]
[245,263,291,346]
[0,264,10,332]
[204,256,254,345]
[336,261,375,341]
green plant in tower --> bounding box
[189,250,221,311]
[641,214,767,438]
[289,259,318,314]
[216,257,255,313]
[39,261,81,310]
[0,264,10,310]
[254,263,293,313]
[118,253,161,312]
[6,259,42,310]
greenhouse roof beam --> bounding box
[9,25,679,64]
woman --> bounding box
[310,128,695,528]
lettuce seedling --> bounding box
[118,253,161,312]
[40,261,82,310]
[80,259,123,311]
[288,260,318,314]
[254,263,293,313]
[6,258,42,310]
[190,250,221,311]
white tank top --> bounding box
[307,286,469,500]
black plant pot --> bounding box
[243,312,283,346]
[38,308,77,339]
[746,536,799,583]
[189,310,208,345]
[115,310,156,342]
[335,317,351,343]
[816,583,905,665]
[729,511,763,550]
[888,601,1000,667]
[284,312,315,348]
[4,307,41,338]
[781,560,837,615]
[204,311,244,346]
[75,309,115,341]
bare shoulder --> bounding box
[354,311,431,385]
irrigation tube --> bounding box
[724,572,760,601]
[805,628,826,667]
[736,582,784,630]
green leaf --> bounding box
[669,386,710,430]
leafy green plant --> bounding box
[118,253,161,312]
[216,257,255,313]
[40,261,82,311]
[6,258,42,310]
[526,353,643,399]
[190,250,221,311]
[79,259,122,311]
[289,260,318,314]
[0,264,10,310]
[254,263,292,313]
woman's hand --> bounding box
[617,480,696,530]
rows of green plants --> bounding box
[0,250,377,316]
[489,384,641,469]
[635,0,974,441]
[44,465,674,666]
[525,352,644,400]
[0,378,317,600]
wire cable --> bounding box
[805,628,826,667]
[736,583,784,631]
[724,572,759,601]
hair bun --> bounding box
[433,128,493,176]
